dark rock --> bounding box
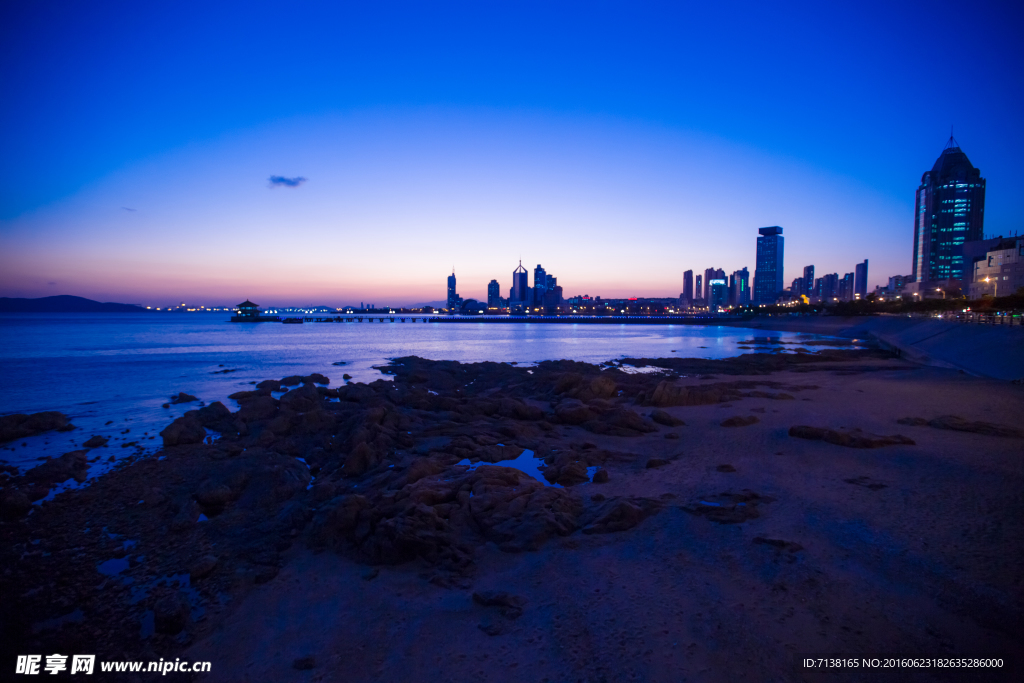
[256,380,283,391]
[844,476,887,490]
[24,450,89,485]
[160,416,206,447]
[293,656,316,671]
[83,435,108,448]
[0,489,32,518]
[649,409,685,427]
[555,400,595,425]
[343,374,352,380]
[646,458,669,468]
[716,464,736,472]
[196,401,232,426]
[721,416,759,427]
[582,497,663,534]
[664,432,680,439]
[788,425,915,448]
[897,415,1024,438]
[682,490,775,524]
[153,593,189,634]
[0,411,70,443]
[236,395,279,422]
[752,537,803,553]
[592,468,609,483]
[589,375,617,398]
[195,481,233,507]
[473,590,527,619]
[170,392,198,404]
[189,555,219,580]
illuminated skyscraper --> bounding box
[753,226,784,304]
[446,269,458,310]
[487,279,501,308]
[913,136,985,283]
[695,274,703,303]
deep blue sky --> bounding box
[1,0,1021,303]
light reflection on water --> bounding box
[0,313,840,472]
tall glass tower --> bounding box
[511,261,529,302]
[913,136,985,283]
[753,226,784,304]
[446,270,458,310]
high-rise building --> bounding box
[533,264,548,305]
[791,278,804,297]
[753,226,784,304]
[511,261,529,303]
[854,259,868,298]
[839,272,854,301]
[820,273,839,301]
[446,270,458,310]
[695,274,703,304]
[682,270,694,305]
[487,279,501,308]
[913,136,986,284]
[729,268,750,307]
[709,278,729,310]
[803,265,815,296]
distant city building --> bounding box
[969,237,1024,298]
[682,270,694,306]
[533,264,548,305]
[854,259,868,298]
[820,273,839,301]
[839,272,854,301]
[729,267,750,307]
[702,267,724,301]
[912,136,986,284]
[753,226,784,304]
[446,270,459,310]
[487,279,501,308]
[511,261,529,303]
[802,265,815,296]
[695,274,703,305]
[708,278,729,311]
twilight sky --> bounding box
[1,0,1021,306]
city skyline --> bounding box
[2,2,1021,306]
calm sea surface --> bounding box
[0,313,838,475]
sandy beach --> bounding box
[2,345,1022,682]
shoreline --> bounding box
[2,347,1022,681]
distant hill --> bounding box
[0,295,147,313]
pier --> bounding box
[275,315,734,324]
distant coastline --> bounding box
[0,295,147,313]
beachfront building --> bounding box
[968,237,1024,298]
[855,259,869,298]
[753,226,784,304]
[912,136,986,285]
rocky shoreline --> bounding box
[2,347,1022,681]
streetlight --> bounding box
[936,288,945,300]
[984,277,998,297]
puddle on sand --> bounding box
[97,557,130,576]
[458,449,571,487]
